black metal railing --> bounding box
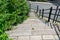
[35,5,60,23]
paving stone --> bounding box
[9,36,17,40]
[9,30,32,36]
[43,35,54,40]
[32,29,56,35]
[17,25,32,30]
[32,30,43,35]
[18,36,29,40]
[54,35,59,40]
[42,29,56,35]
[30,36,42,40]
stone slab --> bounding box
[9,36,17,40]
[54,35,59,40]
[18,36,29,40]
[30,36,42,40]
[9,30,32,36]
[43,35,54,40]
[32,29,56,36]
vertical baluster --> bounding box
[42,9,44,19]
[48,7,52,22]
[53,6,59,22]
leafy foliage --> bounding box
[0,30,10,40]
[0,0,29,30]
[0,0,29,40]
[0,33,8,40]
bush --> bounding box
[0,33,9,40]
[0,0,29,40]
[0,13,21,30]
[0,0,29,30]
[0,30,10,40]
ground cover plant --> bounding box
[0,0,29,40]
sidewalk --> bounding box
[6,11,59,40]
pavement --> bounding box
[6,11,59,40]
[28,1,60,9]
[28,1,60,20]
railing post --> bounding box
[39,9,41,17]
[48,7,52,22]
[53,6,59,22]
[56,9,60,22]
[42,9,44,19]
[36,5,39,13]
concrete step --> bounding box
[9,35,59,40]
[32,29,56,35]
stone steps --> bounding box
[6,12,59,40]
[9,35,59,40]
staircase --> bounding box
[6,11,59,40]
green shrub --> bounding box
[0,30,3,35]
[0,0,29,30]
[0,0,29,40]
[0,30,10,40]
[0,14,20,30]
[0,33,9,40]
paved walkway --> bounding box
[6,11,59,40]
